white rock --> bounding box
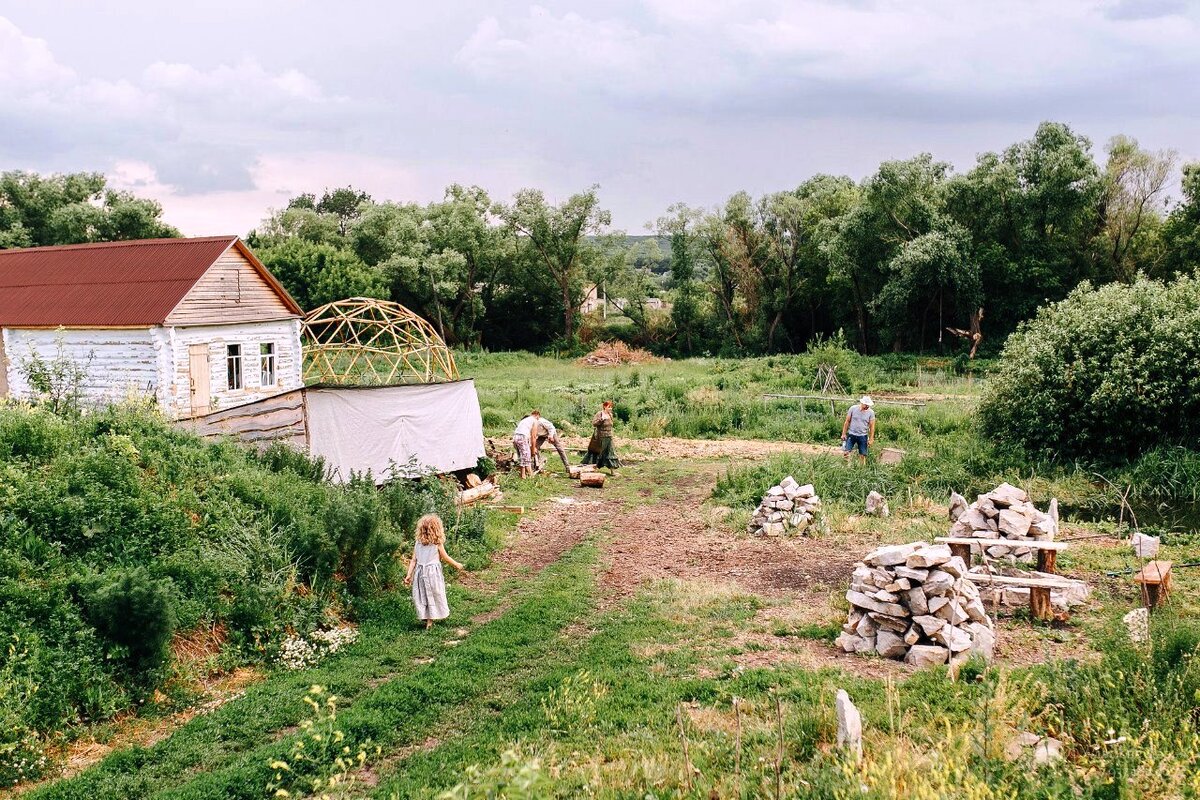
[884,578,912,592]
[796,483,816,497]
[962,508,991,532]
[903,625,921,645]
[989,482,1028,507]
[863,542,927,567]
[998,509,1032,538]
[927,596,950,614]
[949,491,968,521]
[873,589,901,603]
[853,634,877,654]
[966,622,995,661]
[907,544,953,568]
[913,615,946,637]
[845,590,908,618]
[934,624,973,653]
[1033,737,1063,765]
[875,630,908,659]
[893,566,929,582]
[906,586,929,616]
[923,571,956,596]
[855,615,878,637]
[964,597,990,625]
[865,490,890,517]
[776,499,794,511]
[835,690,864,761]
[780,476,799,489]
[1123,607,1149,645]
[934,599,970,626]
[940,556,968,578]
[763,522,786,535]
[868,613,910,633]
[1132,532,1160,559]
[768,485,784,497]
[836,632,860,653]
[904,644,949,667]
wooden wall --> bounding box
[180,388,307,448]
[3,327,161,406]
[166,248,296,326]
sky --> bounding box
[2,0,1199,236]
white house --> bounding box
[0,236,305,419]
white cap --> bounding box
[859,396,874,407]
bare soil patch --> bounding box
[559,436,838,463]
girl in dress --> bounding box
[403,514,467,629]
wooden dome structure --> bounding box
[301,297,459,385]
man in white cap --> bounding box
[841,396,876,465]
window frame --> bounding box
[260,342,277,388]
[226,343,243,390]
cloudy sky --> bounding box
[3,0,1198,235]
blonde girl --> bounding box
[403,514,466,629]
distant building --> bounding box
[581,285,667,315]
[0,236,304,418]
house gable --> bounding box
[166,242,301,326]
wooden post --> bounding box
[948,542,972,566]
[1030,587,1053,621]
[1134,561,1173,610]
[1036,548,1057,575]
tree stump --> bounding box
[1030,587,1053,621]
[1036,548,1057,575]
[948,541,972,566]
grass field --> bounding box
[11,354,1200,799]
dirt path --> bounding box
[558,435,839,461]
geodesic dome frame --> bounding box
[301,297,459,385]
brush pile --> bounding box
[837,541,995,667]
[747,476,822,536]
[577,341,660,366]
[948,482,1058,564]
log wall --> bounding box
[180,388,308,448]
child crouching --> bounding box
[403,514,467,629]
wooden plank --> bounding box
[167,250,297,325]
[1133,560,1173,584]
[936,537,1068,551]
[966,573,1085,590]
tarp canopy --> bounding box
[305,380,485,483]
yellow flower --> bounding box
[269,761,290,771]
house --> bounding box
[0,236,304,419]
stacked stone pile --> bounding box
[747,476,822,536]
[837,541,995,667]
[948,482,1058,564]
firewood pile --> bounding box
[837,541,995,667]
[747,476,823,536]
[948,482,1058,564]
[577,341,660,366]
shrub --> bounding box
[979,277,1200,462]
[82,567,176,685]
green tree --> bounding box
[1161,163,1200,278]
[256,239,387,310]
[1096,135,1175,282]
[657,204,707,354]
[495,187,612,343]
[0,171,178,248]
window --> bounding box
[226,344,242,390]
[260,342,276,387]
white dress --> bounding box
[411,541,450,620]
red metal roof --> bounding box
[0,236,298,327]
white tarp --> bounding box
[304,381,485,483]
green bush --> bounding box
[980,277,1200,462]
[81,567,176,685]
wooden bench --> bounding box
[967,572,1085,622]
[1134,560,1173,610]
[936,537,1068,574]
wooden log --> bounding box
[465,473,482,488]
[580,473,606,488]
[1036,548,1058,575]
[568,465,598,479]
[1030,587,1053,621]
[936,537,1068,551]
[456,482,498,506]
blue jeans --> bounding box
[843,433,869,456]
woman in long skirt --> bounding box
[581,400,621,472]
[403,514,467,629]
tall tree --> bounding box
[1096,135,1175,282]
[657,204,707,354]
[495,186,611,342]
[1161,163,1200,278]
[0,171,178,248]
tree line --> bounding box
[3,121,1198,355]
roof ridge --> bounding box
[0,235,237,256]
